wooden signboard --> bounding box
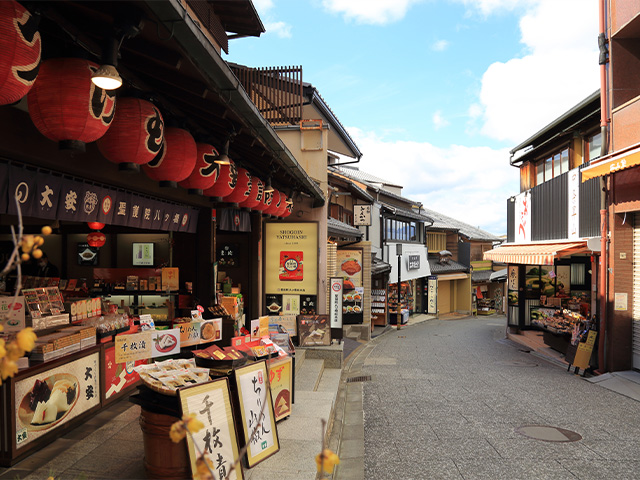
[297,315,330,346]
[178,378,243,480]
[572,330,597,370]
[233,361,279,468]
[268,356,293,421]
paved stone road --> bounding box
[361,315,640,479]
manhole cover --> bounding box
[494,360,538,367]
[515,425,582,442]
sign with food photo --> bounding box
[337,249,363,288]
[15,351,100,448]
[297,315,330,346]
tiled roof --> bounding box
[428,257,469,274]
[471,270,494,283]
[372,257,392,276]
[421,207,500,242]
[332,165,401,187]
[327,217,363,239]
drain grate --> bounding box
[515,425,582,442]
[346,375,371,383]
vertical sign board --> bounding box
[515,191,531,243]
[426,276,438,315]
[330,277,343,340]
[568,169,580,240]
[353,204,372,226]
[573,330,597,370]
[268,356,293,421]
[178,378,243,480]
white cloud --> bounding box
[432,111,450,130]
[453,0,538,16]
[320,0,424,25]
[432,39,450,51]
[348,128,516,235]
[252,0,275,13]
[265,21,292,38]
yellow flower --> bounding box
[315,448,340,474]
[195,455,214,480]
[16,328,37,352]
[0,323,3,332]
[0,358,19,380]
[169,420,187,443]
[5,341,24,362]
[185,413,204,434]
[169,414,204,443]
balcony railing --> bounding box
[506,166,601,243]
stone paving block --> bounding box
[559,459,640,480]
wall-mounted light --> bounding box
[92,36,123,90]
[264,175,274,193]
[215,137,232,165]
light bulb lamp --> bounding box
[264,175,274,193]
[215,138,232,165]
[92,35,122,90]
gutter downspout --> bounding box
[598,0,609,373]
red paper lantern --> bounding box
[265,190,282,216]
[239,176,263,210]
[282,200,293,218]
[87,222,105,231]
[87,231,106,248]
[97,98,164,172]
[255,188,273,213]
[275,194,288,217]
[143,127,197,187]
[0,0,41,105]
[178,143,219,192]
[204,160,237,200]
[27,58,116,150]
[222,168,251,205]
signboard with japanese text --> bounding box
[0,295,26,332]
[178,319,222,347]
[250,316,270,341]
[337,249,363,288]
[427,276,438,315]
[115,332,153,363]
[568,169,580,240]
[298,315,330,346]
[264,222,318,295]
[268,356,293,421]
[233,361,279,467]
[161,267,179,291]
[268,314,297,336]
[515,191,531,243]
[330,277,343,329]
[573,330,597,370]
[178,378,243,480]
[353,204,372,226]
[508,266,519,291]
[104,344,149,401]
[14,350,100,448]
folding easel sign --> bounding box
[233,361,280,467]
[178,378,244,480]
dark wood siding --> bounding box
[579,167,602,238]
[507,198,515,243]
[532,173,568,241]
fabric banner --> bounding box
[219,208,251,232]
[112,191,132,226]
[127,194,143,229]
[9,165,38,217]
[33,172,63,220]
[95,187,116,224]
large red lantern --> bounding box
[87,222,105,231]
[275,194,288,217]
[255,188,273,213]
[27,58,116,150]
[204,160,237,200]
[265,190,282,216]
[0,0,41,105]
[239,176,263,210]
[143,127,197,187]
[87,231,106,248]
[282,200,293,218]
[178,143,219,193]
[222,168,251,205]
[97,98,164,172]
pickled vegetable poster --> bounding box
[264,223,318,295]
[336,249,363,288]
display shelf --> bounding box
[477,298,495,316]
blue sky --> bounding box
[226,0,600,236]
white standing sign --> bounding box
[568,169,580,240]
[329,277,343,328]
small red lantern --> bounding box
[87,222,105,231]
[87,231,106,248]
[222,168,251,205]
[97,98,164,172]
[265,190,282,216]
[178,143,219,193]
[204,160,237,200]
[0,0,41,105]
[143,127,197,187]
[27,58,116,150]
[239,176,263,210]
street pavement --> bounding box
[334,314,640,480]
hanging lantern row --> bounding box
[1,1,293,217]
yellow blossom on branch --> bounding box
[170,413,204,443]
[5,341,24,362]
[195,455,214,480]
[16,327,36,352]
[315,448,340,475]
[0,358,19,382]
[0,338,6,358]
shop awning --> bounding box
[581,144,640,182]
[483,242,589,266]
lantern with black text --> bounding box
[143,127,196,187]
[282,200,293,218]
[222,168,251,205]
[204,159,237,201]
[275,194,288,217]
[239,176,263,210]
[265,190,282,216]
[178,143,219,193]
[87,231,106,248]
[97,98,164,172]
[27,58,116,150]
[255,188,273,213]
[0,0,41,105]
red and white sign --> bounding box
[330,277,343,329]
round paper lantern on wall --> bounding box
[265,190,282,216]
[0,0,41,105]
[87,222,105,231]
[239,176,263,210]
[87,231,106,248]
[96,98,164,172]
[255,188,273,213]
[143,127,196,188]
[275,194,288,217]
[222,168,251,205]
[178,143,219,194]
[282,200,293,218]
[27,58,116,150]
[204,159,237,201]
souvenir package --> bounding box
[279,251,303,281]
[134,359,209,395]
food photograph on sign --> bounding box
[297,315,330,346]
[336,249,363,289]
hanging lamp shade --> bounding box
[204,160,237,200]
[142,127,197,187]
[87,222,105,231]
[27,58,116,150]
[275,194,288,217]
[265,190,282,216]
[0,0,41,105]
[87,231,106,248]
[96,98,164,172]
[222,168,251,205]
[178,143,220,193]
[239,176,263,210]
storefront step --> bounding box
[295,358,325,391]
[298,342,344,369]
[344,324,371,342]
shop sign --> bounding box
[568,169,580,240]
[615,292,628,311]
[573,330,597,370]
[115,331,153,363]
[371,288,387,323]
[233,361,279,467]
[354,204,372,226]
[179,319,222,347]
[427,276,438,315]
[407,254,420,270]
[33,173,62,219]
[14,351,100,448]
[268,356,293,421]
[104,344,149,400]
[281,295,300,314]
[515,191,531,243]
[150,328,181,357]
[330,277,343,329]
[250,316,270,341]
[268,314,297,336]
[8,165,37,217]
[337,249,363,288]
[178,378,243,480]
[508,266,518,291]
[0,295,26,332]
[298,315,330,346]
